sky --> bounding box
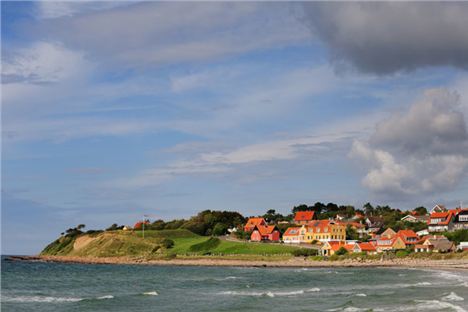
[2,1,468,255]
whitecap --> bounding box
[219,288,318,297]
[416,282,431,286]
[143,291,159,296]
[97,295,114,300]
[308,287,321,292]
[355,293,367,297]
[1,295,83,303]
[414,300,467,312]
[442,292,464,302]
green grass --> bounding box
[41,229,302,258]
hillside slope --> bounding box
[40,229,301,258]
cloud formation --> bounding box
[350,89,468,197]
[33,2,308,69]
[302,2,468,74]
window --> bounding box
[459,215,468,222]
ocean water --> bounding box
[1,257,468,312]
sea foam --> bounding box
[442,292,464,302]
[143,291,159,296]
[1,295,83,303]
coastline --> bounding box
[11,255,468,270]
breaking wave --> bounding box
[442,292,464,302]
[219,287,320,298]
[142,291,159,296]
[1,295,83,303]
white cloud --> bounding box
[2,41,88,84]
[33,2,310,68]
[350,88,468,197]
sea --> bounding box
[1,256,468,312]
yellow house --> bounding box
[375,236,406,252]
[304,220,346,243]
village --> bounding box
[243,204,468,257]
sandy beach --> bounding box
[12,255,468,270]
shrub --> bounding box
[161,238,175,249]
[396,250,410,258]
[212,223,228,236]
[292,248,318,257]
[335,247,348,256]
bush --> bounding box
[335,247,348,256]
[292,248,318,257]
[212,223,228,236]
[396,250,410,258]
[161,238,175,249]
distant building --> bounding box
[453,209,468,230]
[427,211,454,232]
[415,235,455,253]
[352,242,377,255]
[133,220,150,230]
[282,226,306,244]
[365,217,384,234]
[283,220,346,244]
[294,211,315,225]
[320,241,353,256]
[244,218,267,232]
[401,214,429,223]
[250,225,280,242]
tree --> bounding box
[413,206,427,216]
[335,247,348,256]
[346,225,359,240]
[363,203,374,216]
[106,223,119,231]
[212,223,228,236]
[77,224,86,230]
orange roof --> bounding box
[294,211,315,222]
[254,225,277,235]
[246,218,266,226]
[283,227,301,236]
[357,242,376,251]
[326,241,349,251]
[430,211,450,218]
[397,229,418,238]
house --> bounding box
[453,208,468,230]
[305,220,346,243]
[375,235,406,252]
[250,225,280,242]
[353,242,377,255]
[415,235,455,253]
[380,228,396,237]
[320,241,354,256]
[244,217,267,232]
[282,226,306,244]
[340,221,367,238]
[430,204,447,213]
[133,220,150,230]
[417,229,429,236]
[401,214,429,223]
[122,225,132,231]
[352,212,365,220]
[294,211,315,225]
[427,211,454,232]
[396,229,420,246]
[457,242,468,251]
[365,217,384,234]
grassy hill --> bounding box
[40,229,302,259]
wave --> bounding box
[327,307,369,312]
[97,295,114,300]
[219,288,320,298]
[442,292,464,302]
[142,291,159,296]
[373,299,467,312]
[355,293,367,297]
[1,295,83,303]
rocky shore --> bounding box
[9,255,468,270]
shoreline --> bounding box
[8,255,468,270]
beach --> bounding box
[14,255,468,270]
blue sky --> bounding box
[2,2,468,255]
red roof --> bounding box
[357,242,376,252]
[244,218,266,231]
[254,225,277,236]
[283,227,301,236]
[134,220,150,229]
[428,211,454,225]
[294,211,315,222]
[326,241,352,251]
